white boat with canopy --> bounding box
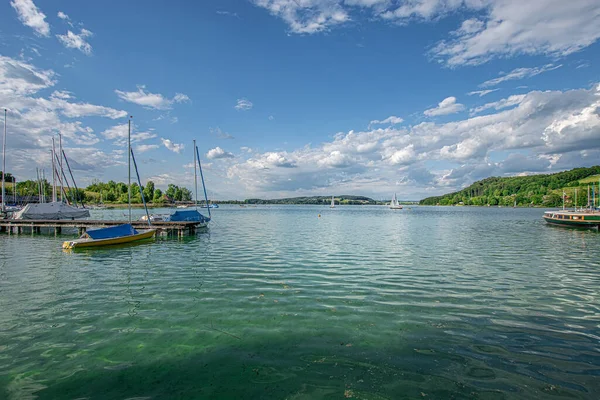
[14,201,90,220]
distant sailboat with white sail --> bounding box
[390,193,403,209]
[330,196,335,208]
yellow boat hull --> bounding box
[62,229,156,249]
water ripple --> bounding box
[1,206,599,398]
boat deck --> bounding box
[0,219,204,237]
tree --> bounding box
[166,184,177,200]
[180,187,192,201]
[144,180,155,201]
[153,188,163,203]
[174,187,183,201]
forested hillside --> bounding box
[420,167,600,207]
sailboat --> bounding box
[63,118,155,249]
[390,193,403,209]
[330,196,335,208]
[146,139,211,227]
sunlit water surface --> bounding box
[1,206,599,399]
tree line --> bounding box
[419,166,600,207]
[0,175,193,205]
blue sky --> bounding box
[1,0,599,200]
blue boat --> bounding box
[164,209,210,227]
[63,224,156,249]
[141,141,212,228]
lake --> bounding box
[1,206,599,399]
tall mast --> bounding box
[128,116,132,223]
[59,133,63,202]
[588,185,591,210]
[36,168,40,203]
[51,139,56,202]
[2,109,6,212]
[193,139,198,210]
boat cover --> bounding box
[86,224,138,239]
[167,210,210,223]
[13,202,90,220]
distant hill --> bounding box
[419,166,600,207]
[244,195,378,205]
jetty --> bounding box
[0,219,203,237]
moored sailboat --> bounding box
[143,140,211,227]
[63,117,155,249]
[63,224,155,249]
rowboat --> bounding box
[63,224,156,249]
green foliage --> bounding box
[420,166,600,207]
[0,171,15,183]
[180,187,192,202]
[143,180,155,201]
[153,189,164,203]
[73,180,193,204]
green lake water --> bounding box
[1,206,599,399]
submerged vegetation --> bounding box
[420,166,600,207]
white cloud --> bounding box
[101,124,157,146]
[209,127,234,139]
[46,91,127,119]
[57,29,93,55]
[161,138,185,153]
[480,64,562,87]
[250,0,350,34]
[252,0,600,67]
[206,147,235,159]
[424,96,465,116]
[369,115,403,128]
[57,11,69,20]
[431,1,600,66]
[470,94,526,115]
[0,55,55,95]
[10,0,50,37]
[51,90,72,100]
[0,56,167,182]
[467,89,498,97]
[115,85,190,110]
[226,84,600,198]
[135,144,159,153]
[234,98,253,111]
[269,115,275,120]
[216,10,241,18]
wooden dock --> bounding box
[0,219,204,237]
